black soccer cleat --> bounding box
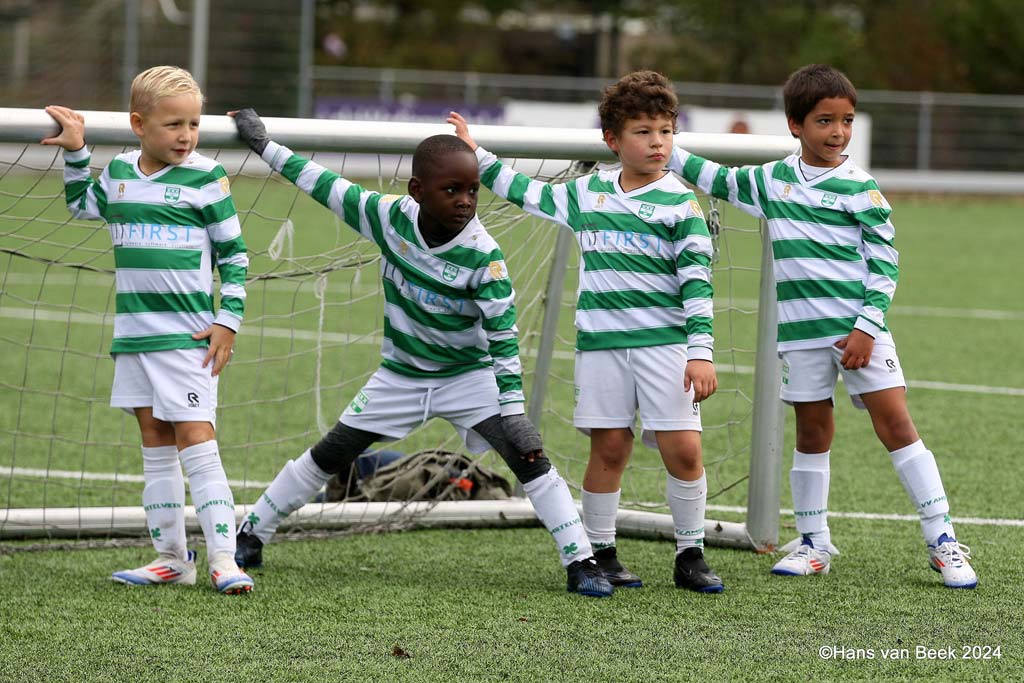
[566,556,614,598]
[593,546,644,588]
[673,546,724,593]
[234,525,264,569]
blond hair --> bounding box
[130,66,204,115]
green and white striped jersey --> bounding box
[476,147,714,359]
[61,147,248,355]
[260,141,526,415]
[669,148,897,352]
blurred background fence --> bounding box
[3,0,1023,182]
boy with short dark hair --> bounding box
[42,66,254,594]
[230,109,613,598]
[449,69,724,593]
[667,63,977,588]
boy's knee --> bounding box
[501,452,551,484]
[310,422,379,474]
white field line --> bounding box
[2,305,1022,397]
[3,466,1021,528]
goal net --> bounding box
[0,108,793,551]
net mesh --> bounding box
[0,140,765,546]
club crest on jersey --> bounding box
[117,183,126,199]
[869,189,884,207]
[596,194,606,208]
[488,260,507,280]
[821,193,837,207]
[442,263,460,282]
[399,240,409,255]
[638,203,655,219]
[164,186,181,203]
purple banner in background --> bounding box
[315,98,506,124]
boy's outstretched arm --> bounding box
[447,110,574,231]
[667,146,767,221]
[229,108,389,248]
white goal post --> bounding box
[0,107,794,551]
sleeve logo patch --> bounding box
[688,199,704,218]
[868,189,885,207]
[488,260,507,280]
[219,176,231,195]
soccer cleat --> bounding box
[111,550,197,586]
[209,561,255,595]
[566,556,614,598]
[234,524,264,569]
[673,547,724,593]
[593,546,643,588]
[928,533,978,589]
[771,535,838,577]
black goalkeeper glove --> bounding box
[233,108,270,155]
[501,414,544,459]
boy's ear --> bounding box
[408,176,422,202]
[129,112,145,137]
[786,117,802,140]
[602,128,620,155]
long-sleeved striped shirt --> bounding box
[476,146,714,360]
[669,147,897,352]
[61,147,248,354]
[261,141,526,415]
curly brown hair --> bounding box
[598,70,679,135]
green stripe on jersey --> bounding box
[381,280,475,333]
[382,358,490,379]
[384,320,489,366]
[771,163,800,184]
[577,326,687,351]
[577,289,680,311]
[813,176,878,195]
[107,159,140,180]
[772,239,861,262]
[111,333,208,354]
[763,199,860,227]
[201,196,238,224]
[630,188,691,206]
[587,175,615,194]
[160,166,220,189]
[116,291,213,315]
[107,201,203,227]
[776,278,864,302]
[114,247,202,270]
[777,317,857,343]
[583,250,676,275]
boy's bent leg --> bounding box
[237,422,380,567]
[472,415,612,597]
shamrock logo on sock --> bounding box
[150,527,161,539]
[247,512,260,526]
[561,542,579,556]
[215,523,229,537]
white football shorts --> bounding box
[110,347,219,424]
[779,343,907,409]
[340,367,501,454]
[573,344,702,449]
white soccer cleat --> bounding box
[209,554,254,595]
[928,533,978,589]
[771,536,838,576]
[111,550,197,586]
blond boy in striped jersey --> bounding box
[42,66,253,593]
[229,109,613,597]
[450,70,725,593]
[668,64,977,588]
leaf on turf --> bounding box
[391,644,412,659]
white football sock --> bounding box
[522,467,593,567]
[666,471,707,552]
[141,445,187,561]
[245,449,332,544]
[581,488,619,551]
[791,450,832,548]
[889,440,955,545]
[179,440,236,561]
